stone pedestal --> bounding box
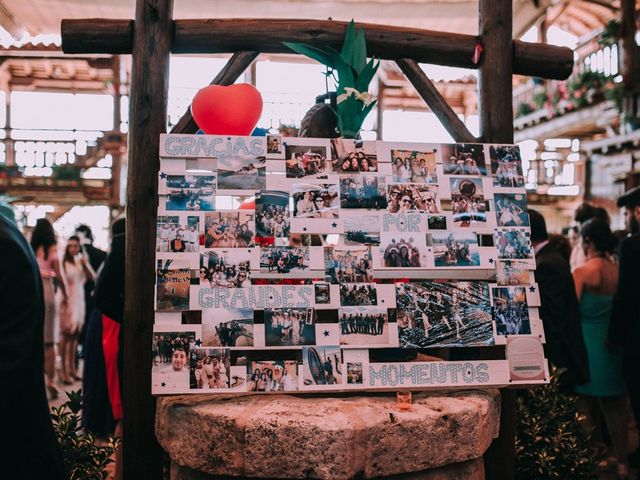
[156,390,500,480]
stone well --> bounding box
[156,389,500,479]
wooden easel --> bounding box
[61,2,573,478]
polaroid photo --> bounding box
[200,249,252,288]
[190,348,231,390]
[301,346,344,387]
[314,283,331,304]
[378,233,429,269]
[395,281,493,348]
[449,177,487,226]
[427,232,480,267]
[494,229,533,261]
[156,258,195,311]
[217,154,266,192]
[163,173,216,211]
[339,283,378,306]
[291,182,339,219]
[339,175,388,210]
[441,143,488,176]
[247,360,299,392]
[496,259,531,286]
[489,145,525,188]
[346,362,364,385]
[264,308,316,346]
[387,183,440,214]
[255,191,290,240]
[259,246,311,274]
[152,329,196,393]
[203,211,256,248]
[494,193,529,227]
[284,140,331,178]
[492,286,531,335]
[324,246,373,284]
[343,214,381,245]
[390,148,438,184]
[202,307,254,347]
[427,215,447,230]
[266,134,284,158]
[331,138,378,173]
[156,214,201,253]
[339,306,389,346]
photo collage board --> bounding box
[152,134,548,395]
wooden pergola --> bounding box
[60,2,573,478]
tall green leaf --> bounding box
[355,59,379,92]
[353,28,367,74]
[340,20,357,67]
[283,42,335,69]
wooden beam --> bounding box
[396,58,476,143]
[620,0,639,93]
[170,51,259,134]
[123,1,173,479]
[61,18,574,80]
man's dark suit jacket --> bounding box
[82,243,107,325]
[609,233,640,355]
[94,232,125,324]
[534,242,590,386]
[0,216,67,479]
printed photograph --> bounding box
[496,260,531,286]
[489,145,524,188]
[217,155,266,190]
[200,249,251,288]
[247,360,299,392]
[339,283,378,306]
[285,143,330,178]
[380,234,429,268]
[344,215,381,245]
[340,175,387,210]
[255,191,290,239]
[264,308,316,346]
[494,193,529,227]
[427,215,447,230]
[156,259,192,311]
[302,346,344,386]
[190,348,231,390]
[428,232,480,267]
[324,246,373,283]
[156,215,200,253]
[152,331,195,390]
[292,183,339,218]
[396,281,493,347]
[259,246,310,273]
[346,362,364,385]
[267,134,283,155]
[202,307,254,347]
[449,177,487,225]
[495,229,533,260]
[331,138,378,173]
[314,283,331,304]
[391,148,437,183]
[339,306,389,346]
[493,286,531,335]
[441,143,487,176]
[387,184,439,213]
[204,211,256,248]
[164,174,216,211]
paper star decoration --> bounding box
[161,382,166,387]
[332,222,338,228]
[195,339,202,347]
[303,227,307,232]
[323,330,330,337]
[159,172,167,179]
[529,286,536,293]
[488,258,495,264]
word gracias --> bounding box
[163,134,265,158]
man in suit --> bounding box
[609,186,640,467]
[0,214,67,479]
[528,209,589,389]
[74,224,106,329]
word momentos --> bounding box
[199,285,313,309]
[369,362,490,386]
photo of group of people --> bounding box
[264,308,316,346]
[441,143,487,176]
[217,155,266,190]
[314,283,331,304]
[202,308,254,347]
[493,286,531,335]
[340,175,387,210]
[380,235,427,268]
[387,184,439,213]
[494,193,529,227]
[339,306,389,345]
[292,183,339,218]
[496,260,530,286]
[428,232,480,267]
[156,215,200,252]
[449,177,487,225]
[204,211,255,247]
[151,331,195,390]
[259,246,310,273]
[200,249,251,288]
[190,348,231,390]
[267,134,283,155]
[343,215,381,245]
[247,360,299,392]
[331,139,378,173]
[489,145,524,188]
[391,149,437,183]
[255,191,290,239]
[285,144,330,178]
[164,174,216,211]
[339,283,378,306]
[302,346,343,386]
[396,281,493,347]
[156,260,192,311]
[324,246,373,283]
[495,229,533,260]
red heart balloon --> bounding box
[191,83,263,135]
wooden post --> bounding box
[478,1,515,479]
[620,0,639,119]
[123,1,173,479]
[110,55,122,214]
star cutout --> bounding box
[488,258,495,264]
[331,222,338,228]
[161,382,166,387]
[159,172,167,179]
[269,295,274,300]
[529,286,536,293]
[303,227,307,232]
[381,299,385,303]
[323,330,330,337]
[195,339,202,347]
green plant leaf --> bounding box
[353,28,367,74]
[340,20,357,67]
[355,59,379,92]
[283,42,335,69]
